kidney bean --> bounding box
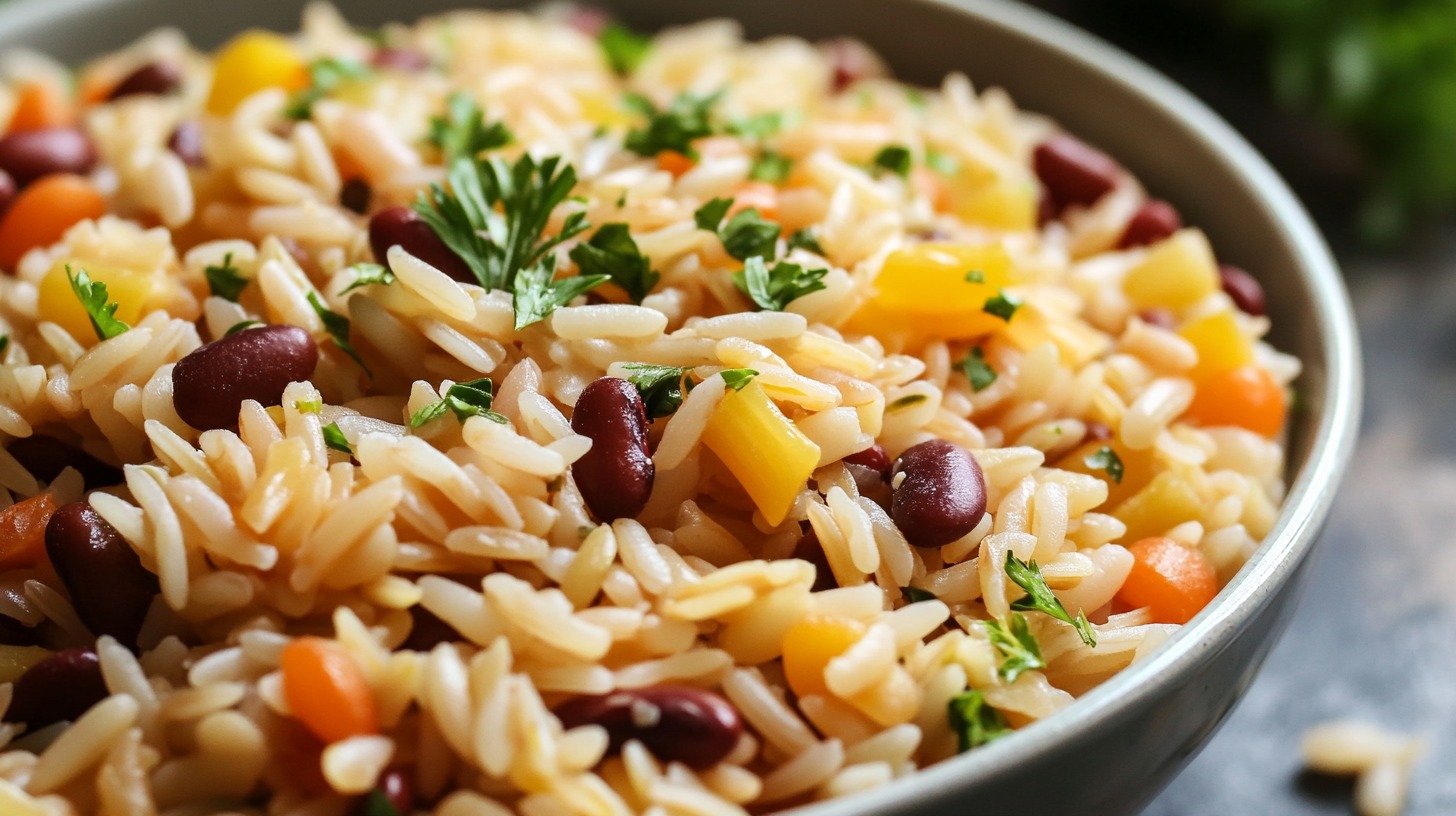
[1219,264,1267,317]
[0,127,98,187]
[1036,186,1057,227]
[571,378,654,521]
[0,169,15,219]
[352,768,414,816]
[166,120,205,167]
[792,528,837,593]
[106,61,182,100]
[1032,134,1120,210]
[4,647,108,730]
[843,444,891,480]
[891,439,987,548]
[370,47,432,72]
[45,502,158,648]
[554,685,742,770]
[339,177,372,215]
[402,604,459,652]
[1117,199,1182,249]
[825,38,885,93]
[170,325,318,431]
[6,435,123,490]
[368,206,474,284]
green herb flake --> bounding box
[623,90,721,159]
[719,209,781,262]
[905,87,929,109]
[1005,552,1098,647]
[732,256,828,311]
[0,335,8,359]
[224,320,262,337]
[284,57,370,120]
[205,253,249,302]
[694,197,733,231]
[947,689,1012,752]
[426,91,513,164]
[983,613,1044,683]
[1083,445,1124,485]
[926,147,960,176]
[964,269,985,284]
[901,586,937,604]
[599,22,651,75]
[886,394,927,412]
[339,263,396,295]
[568,223,659,304]
[720,368,759,391]
[960,347,997,393]
[872,145,913,178]
[622,363,694,420]
[293,398,322,414]
[748,150,793,183]
[409,377,508,428]
[360,788,402,816]
[982,290,1022,322]
[321,422,353,454]
[725,111,786,140]
[306,291,371,376]
[511,258,608,330]
[65,265,129,341]
[786,227,826,256]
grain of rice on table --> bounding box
[0,2,1297,813]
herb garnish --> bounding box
[65,266,129,341]
[886,394,927,411]
[621,363,694,420]
[786,227,825,256]
[982,290,1022,321]
[409,377,509,428]
[358,788,403,816]
[872,144,913,178]
[284,57,370,120]
[426,91,512,164]
[224,320,262,337]
[901,586,937,603]
[307,291,371,376]
[947,689,1012,752]
[720,368,759,391]
[321,422,353,454]
[964,269,986,284]
[293,398,322,414]
[205,253,249,302]
[624,90,721,158]
[568,223,659,304]
[983,613,1044,683]
[339,263,396,295]
[599,23,651,75]
[725,111,786,140]
[693,198,781,261]
[0,335,8,359]
[749,150,794,183]
[960,347,997,393]
[512,259,607,330]
[1005,552,1098,647]
[1083,446,1124,485]
[732,256,828,311]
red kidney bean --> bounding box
[1219,264,1267,317]
[402,604,459,652]
[171,325,318,431]
[792,528,837,593]
[370,47,432,72]
[339,177,372,215]
[368,206,474,284]
[166,120,205,167]
[106,61,182,100]
[554,685,742,769]
[1036,186,1057,227]
[1032,134,1120,209]
[4,647,108,730]
[891,439,987,548]
[1117,199,1182,249]
[825,38,884,93]
[46,502,158,648]
[844,444,891,480]
[0,169,15,218]
[571,377,654,521]
[352,768,414,816]
[6,435,123,490]
[0,127,98,187]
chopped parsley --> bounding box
[284,57,371,120]
[886,394,927,412]
[511,258,607,330]
[205,253,249,302]
[693,198,781,261]
[321,422,352,454]
[358,788,403,816]
[307,291,371,376]
[339,263,396,295]
[224,320,262,337]
[65,265,129,341]
[901,586,937,603]
[410,377,509,427]
[732,256,828,311]
[693,197,733,230]
[293,397,322,414]
[983,613,1044,683]
[720,368,759,391]
[725,111,786,140]
[1083,445,1124,485]
[624,90,721,159]
[960,347,997,393]
[749,150,793,183]
[567,223,659,304]
[599,23,651,75]
[948,689,1012,752]
[964,269,986,284]
[1005,552,1098,647]
[622,363,693,420]
[426,91,512,164]
[982,290,1022,321]
[872,144,913,178]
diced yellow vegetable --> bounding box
[575,90,638,128]
[0,645,50,684]
[702,380,820,526]
[1123,228,1220,311]
[36,261,162,345]
[781,614,866,698]
[1003,306,1111,369]
[206,30,308,115]
[845,243,1018,343]
[1177,312,1253,383]
[1056,438,1157,509]
[948,172,1038,232]
[1112,469,1203,542]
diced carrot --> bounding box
[6,82,75,132]
[781,614,866,698]
[0,493,59,571]
[280,636,379,744]
[0,174,107,271]
[728,181,779,220]
[1184,364,1285,437]
[656,150,695,176]
[909,167,946,210]
[1115,536,1218,624]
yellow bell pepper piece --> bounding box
[948,172,1038,232]
[702,380,820,526]
[37,261,161,345]
[781,614,866,698]
[1177,311,1254,383]
[206,30,309,115]
[1112,469,1203,542]
[845,243,1018,343]
[0,645,51,684]
[1123,229,1219,311]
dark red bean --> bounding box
[1118,199,1182,249]
[825,39,884,93]
[339,178,372,215]
[166,120,205,167]
[0,169,15,219]
[106,61,182,100]
[554,685,742,770]
[5,647,108,730]
[891,439,987,548]
[170,325,319,431]
[370,47,433,72]
[6,435,123,490]
[843,444,891,480]
[792,529,837,593]
[0,127,98,187]
[352,768,414,816]
[402,604,458,652]
[1219,264,1267,317]
[1138,308,1177,330]
[368,206,474,284]
[1084,421,1113,444]
[1032,134,1120,209]
[571,378,654,521]
[46,502,158,648]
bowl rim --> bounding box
[0,0,1363,810]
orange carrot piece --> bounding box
[280,636,379,744]
[0,174,107,270]
[656,149,695,176]
[1116,536,1218,624]
[0,494,59,571]
[1184,364,1286,437]
[729,180,779,220]
[6,82,75,132]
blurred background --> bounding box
[1023,1,1456,813]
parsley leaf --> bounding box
[284,57,370,120]
[982,290,1022,321]
[205,253,249,302]
[749,150,793,183]
[511,257,608,330]
[947,689,1012,752]
[293,398,322,414]
[901,586,937,603]
[224,320,261,337]
[694,199,781,261]
[983,613,1044,683]
[732,256,828,311]
[786,227,826,256]
[1005,552,1098,647]
[1083,446,1124,485]
[960,347,997,393]
[622,363,694,420]
[410,377,510,427]
[872,145,913,178]
[568,223,659,303]
[964,269,986,284]
[409,400,448,428]
[694,198,733,231]
[720,368,758,391]
[307,291,371,376]
[427,91,512,164]
[624,90,720,158]
[339,263,396,295]
[599,23,651,75]
[65,265,129,341]
[886,394,927,411]
[321,422,353,454]
[359,788,403,816]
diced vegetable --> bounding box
[730,181,779,221]
[1122,229,1220,311]
[1111,469,1203,543]
[1115,536,1218,624]
[280,636,379,743]
[701,380,820,525]
[0,645,52,684]
[656,149,695,176]
[1184,364,1286,437]
[846,243,1018,342]
[947,172,1038,231]
[0,174,107,271]
[205,30,309,116]
[1177,312,1253,382]
[781,614,866,698]
[6,82,74,132]
[0,493,59,571]
[37,260,159,345]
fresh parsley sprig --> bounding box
[960,347,997,392]
[224,320,262,337]
[749,150,793,183]
[307,292,371,376]
[284,57,371,120]
[599,23,651,75]
[426,91,513,164]
[786,227,825,256]
[1083,446,1124,485]
[621,363,694,420]
[624,90,721,158]
[338,263,396,295]
[983,290,1022,321]
[872,144,913,178]
[948,689,1012,752]
[205,253,249,302]
[512,258,607,330]
[321,422,353,454]
[65,266,129,341]
[410,377,510,428]
[694,197,781,261]
[983,613,1044,683]
[1005,552,1098,647]
[568,223,659,304]
[732,256,828,311]
[720,369,758,391]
